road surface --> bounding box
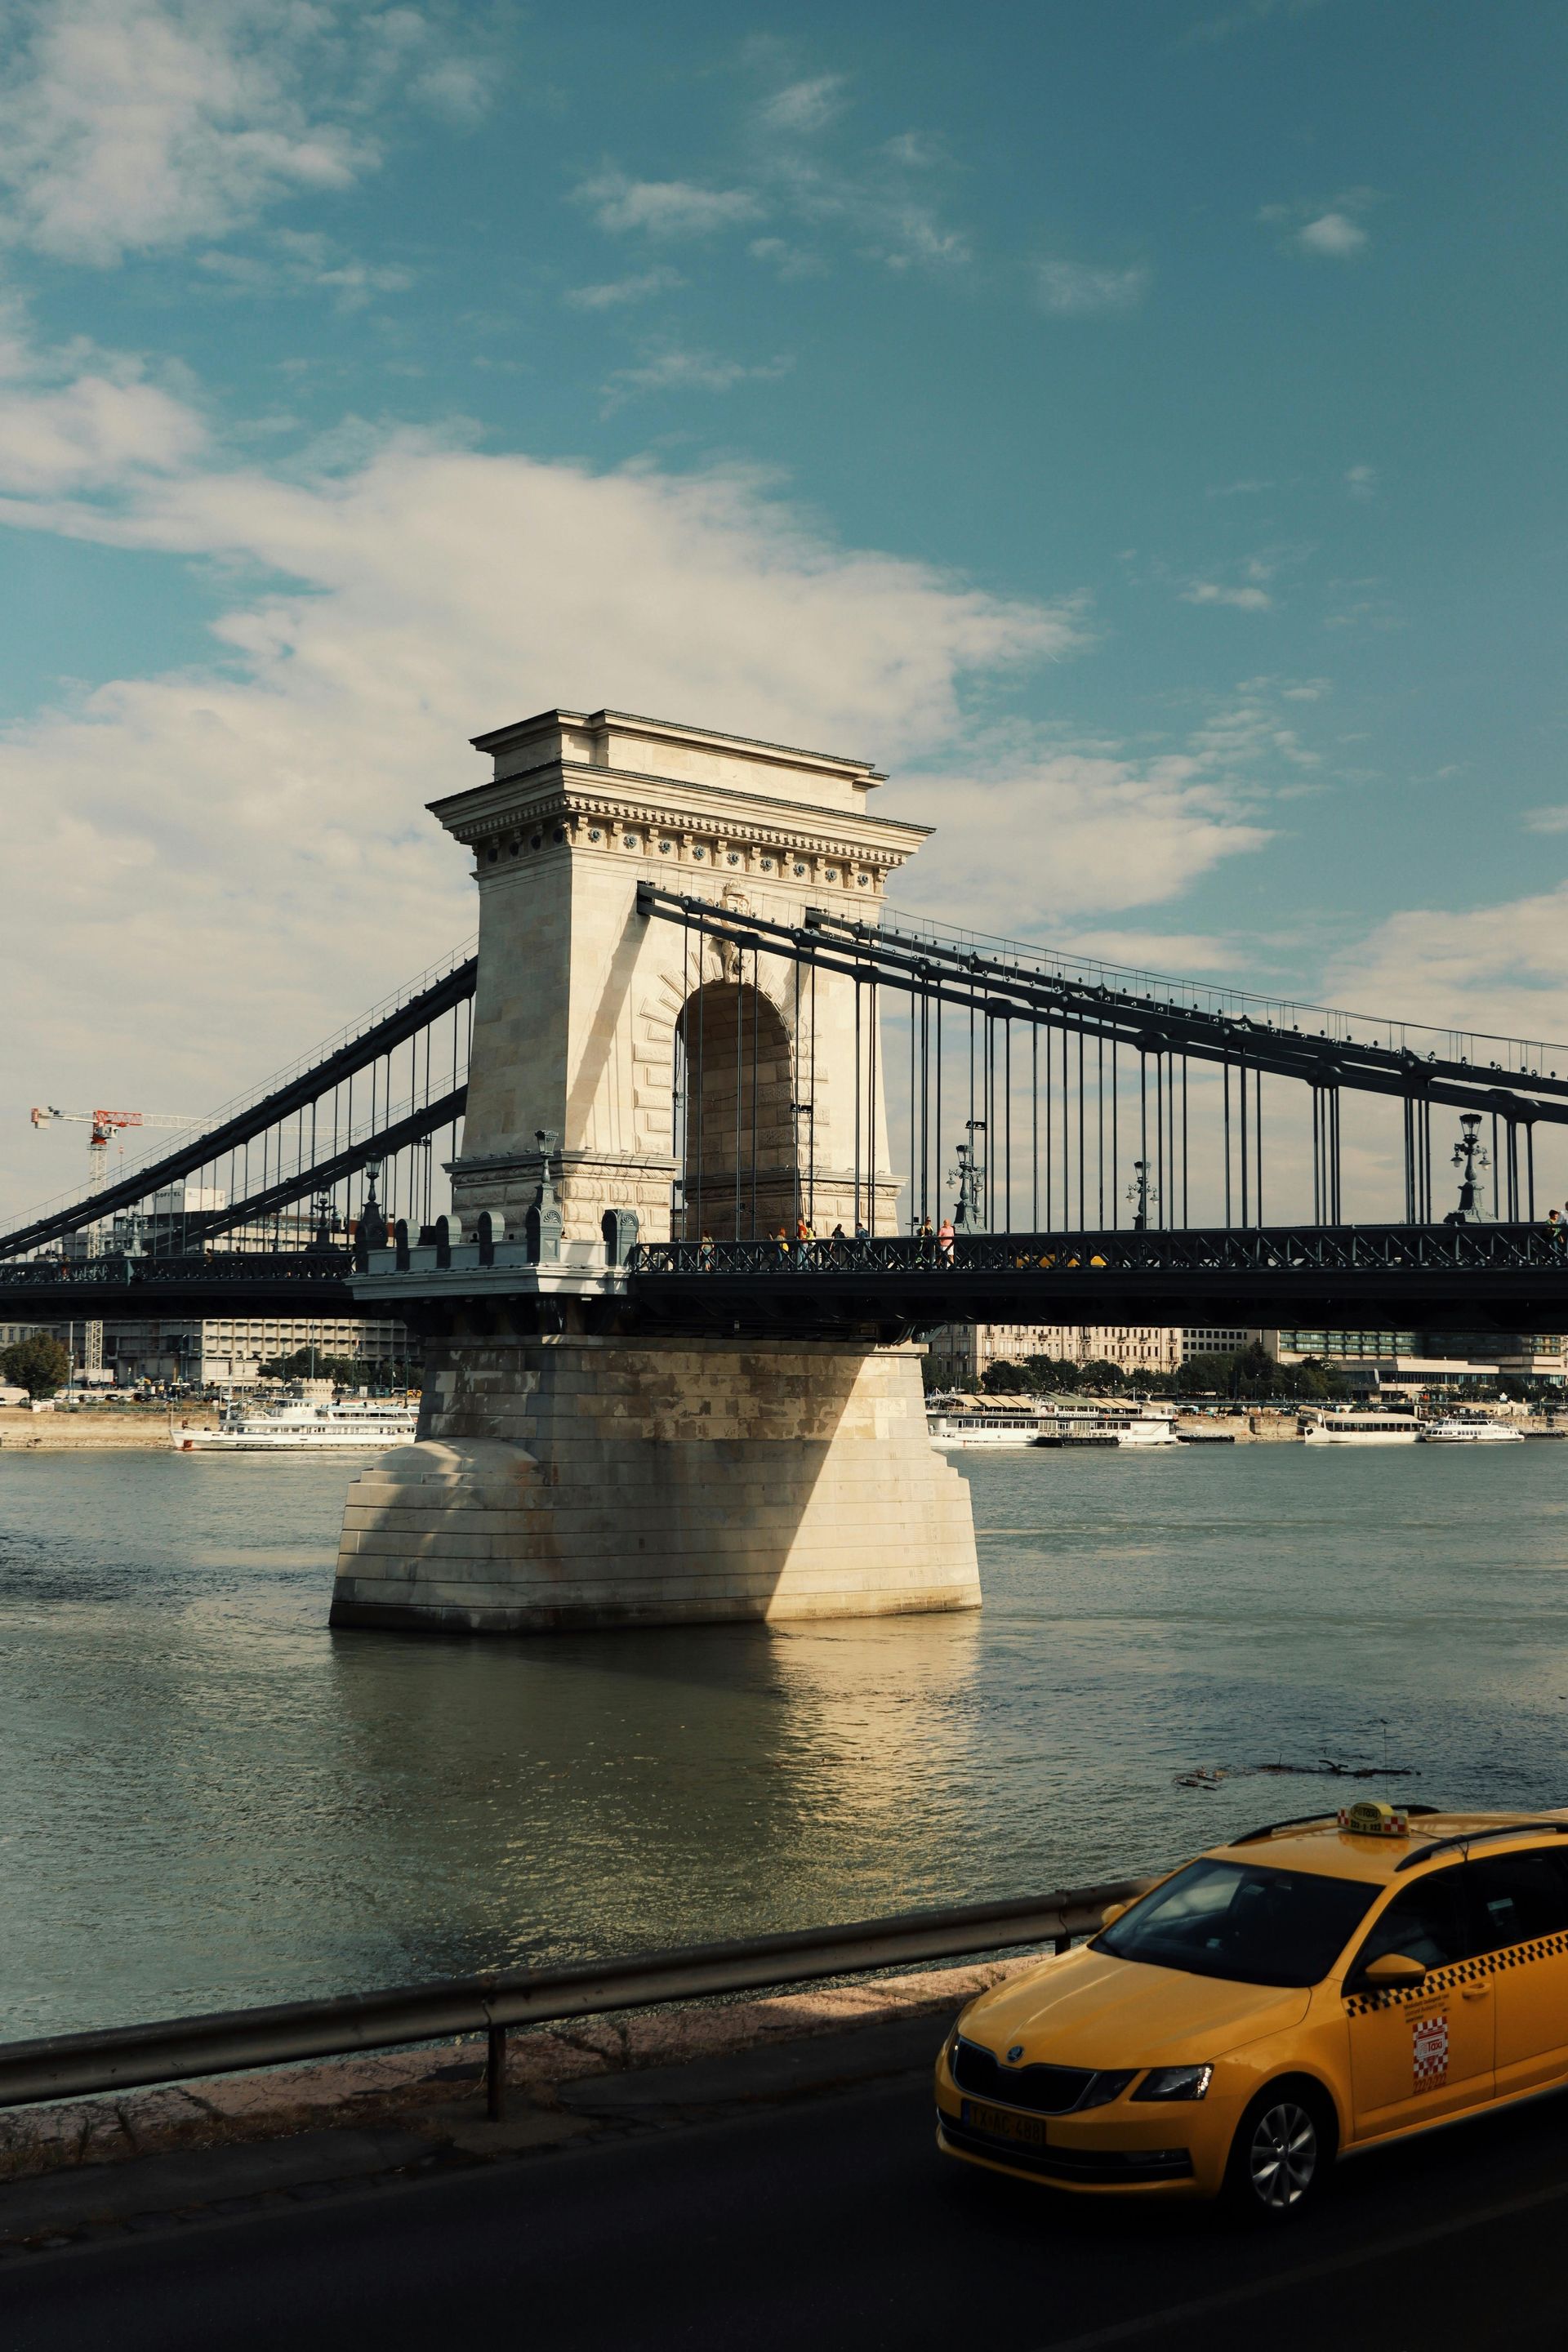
[2,2014,1564,2350]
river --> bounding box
[2,1443,1566,2038]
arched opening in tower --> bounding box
[675,982,800,1239]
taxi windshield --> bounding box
[1095,1859,1379,1987]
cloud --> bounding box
[0,363,1089,1200]
[1207,478,1275,497]
[880,131,941,170]
[1325,885,1568,1052]
[1297,211,1367,257]
[1344,462,1378,497]
[755,74,847,136]
[197,230,413,309]
[889,741,1272,934]
[1183,581,1273,611]
[744,78,969,272]
[600,342,793,410]
[0,309,207,491]
[0,0,371,263]
[1035,259,1150,316]
[1259,192,1375,261]
[573,172,764,238]
[1523,807,1568,835]
[1323,578,1401,632]
[747,236,828,280]
[1058,929,1248,973]
[564,266,685,310]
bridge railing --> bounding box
[0,1878,1149,2123]
[0,1250,356,1290]
[629,1221,1568,1279]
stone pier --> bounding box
[333,706,981,1636]
[330,1335,978,1633]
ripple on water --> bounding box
[0,1444,1566,2034]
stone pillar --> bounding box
[330,1335,980,1634]
[335,704,982,1637]
[430,706,927,1247]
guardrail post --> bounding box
[486,2023,507,2121]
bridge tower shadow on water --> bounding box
[329,706,979,1638]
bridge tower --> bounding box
[330,709,980,1637]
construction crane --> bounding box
[29,1108,207,1380]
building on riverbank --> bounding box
[924,1323,1264,1388]
[7,1313,410,1387]
[98,1313,409,1387]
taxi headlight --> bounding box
[1131,2064,1214,2103]
[1074,2069,1138,2109]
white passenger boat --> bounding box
[1419,1414,1526,1445]
[1032,1407,1181,1450]
[1302,1410,1421,1447]
[927,1405,1052,1450]
[172,1397,420,1452]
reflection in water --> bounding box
[1,1446,1566,2034]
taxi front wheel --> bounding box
[1223,2082,1336,2223]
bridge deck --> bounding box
[2,1226,1564,1334]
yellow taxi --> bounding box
[936,1803,1568,2219]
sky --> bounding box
[2,0,1566,1214]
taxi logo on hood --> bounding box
[1006,2045,1025,2064]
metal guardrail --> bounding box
[0,1250,355,1291]
[0,1880,1149,2124]
[629,1222,1568,1280]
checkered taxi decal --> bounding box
[1343,1927,1568,2018]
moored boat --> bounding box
[927,1404,1053,1450]
[1032,1406,1180,1450]
[172,1396,420,1452]
[1301,1409,1420,1446]
[1419,1414,1526,1444]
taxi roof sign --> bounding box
[1338,1799,1409,1837]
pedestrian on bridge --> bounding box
[938,1216,956,1263]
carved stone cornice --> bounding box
[430,759,927,896]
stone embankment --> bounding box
[0,1958,1031,2203]
[1173,1412,1301,1441]
[0,1410,215,1451]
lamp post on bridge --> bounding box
[1127,1160,1157,1232]
[948,1121,986,1234]
[1448,1114,1490,1225]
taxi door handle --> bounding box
[1461,1986,1491,2002]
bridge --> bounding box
[12,1218,1563,1339]
[6,704,1566,1635]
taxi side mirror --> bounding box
[1099,1900,1130,1929]
[1361,1951,1428,1989]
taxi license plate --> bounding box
[962,2100,1047,2147]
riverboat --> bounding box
[1032,1407,1181,1450]
[1419,1414,1526,1445]
[927,1405,1053,1450]
[172,1397,420,1452]
[1301,1410,1421,1446]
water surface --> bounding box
[2,1444,1566,2036]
